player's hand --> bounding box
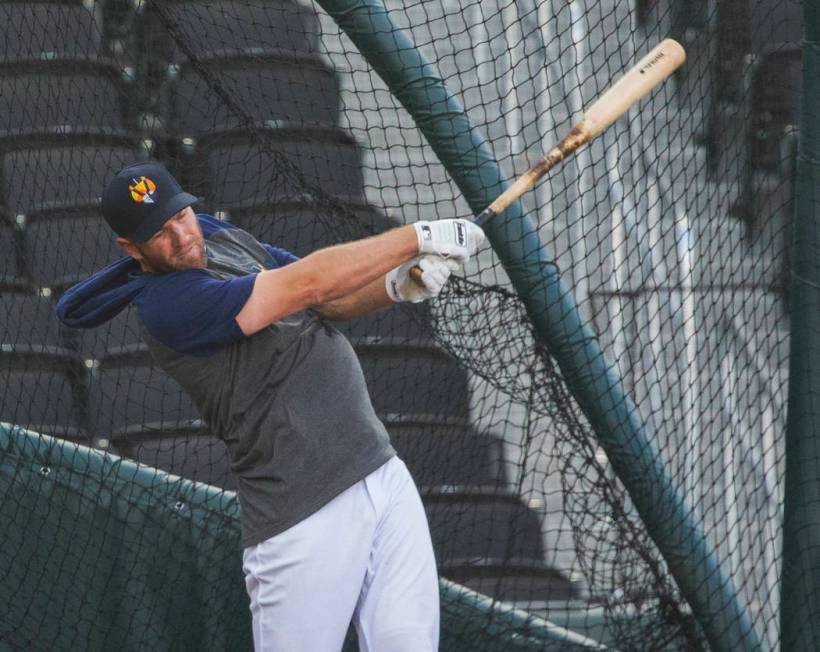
[386,255,461,303]
[414,219,485,262]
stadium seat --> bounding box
[0,290,88,440]
[335,303,436,342]
[111,433,236,490]
[0,369,85,440]
[0,223,22,288]
[198,129,365,207]
[442,561,579,604]
[750,48,802,171]
[353,341,470,419]
[748,0,802,52]
[423,489,545,563]
[145,0,319,63]
[225,198,389,257]
[23,213,123,291]
[0,71,126,140]
[1,3,104,63]
[714,0,801,100]
[0,143,144,218]
[383,416,507,488]
[0,292,66,353]
[76,305,143,364]
[163,55,340,138]
[88,355,203,439]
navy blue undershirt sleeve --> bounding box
[263,244,300,267]
[135,269,256,357]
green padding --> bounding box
[0,424,249,652]
[2,425,599,651]
[316,0,762,649]
[781,7,820,647]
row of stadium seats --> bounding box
[0,1,343,146]
[0,0,573,602]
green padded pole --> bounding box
[781,3,820,649]
[315,1,763,649]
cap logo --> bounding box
[129,176,157,204]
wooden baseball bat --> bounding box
[410,38,686,285]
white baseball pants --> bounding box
[242,456,440,652]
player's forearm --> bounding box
[312,276,392,321]
[236,226,418,334]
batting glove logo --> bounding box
[129,176,157,204]
[454,221,466,247]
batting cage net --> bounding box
[0,0,800,650]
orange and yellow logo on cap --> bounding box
[129,176,156,204]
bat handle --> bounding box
[408,207,493,286]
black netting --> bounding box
[0,0,800,650]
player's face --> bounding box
[134,206,207,273]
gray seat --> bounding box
[23,214,123,290]
[155,0,318,62]
[384,416,507,488]
[0,144,143,217]
[0,224,22,287]
[200,129,365,207]
[76,305,143,363]
[0,3,103,63]
[750,49,802,171]
[0,368,85,440]
[354,342,470,419]
[226,199,387,258]
[88,359,202,438]
[164,56,339,138]
[111,434,236,490]
[0,292,64,352]
[424,490,545,564]
[442,562,578,603]
[0,71,125,138]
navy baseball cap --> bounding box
[102,161,199,243]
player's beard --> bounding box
[140,236,207,273]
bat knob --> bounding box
[409,264,424,286]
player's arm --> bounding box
[236,220,484,336]
[312,255,461,321]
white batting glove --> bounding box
[386,255,461,303]
[413,219,485,262]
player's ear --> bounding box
[116,236,143,262]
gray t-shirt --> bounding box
[133,216,395,547]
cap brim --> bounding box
[129,192,201,243]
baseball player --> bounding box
[56,160,485,651]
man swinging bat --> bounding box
[57,160,485,651]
